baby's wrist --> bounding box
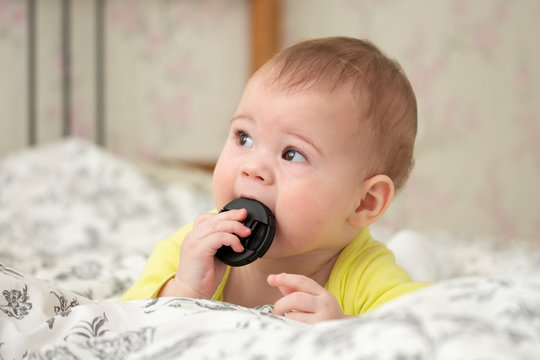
[158,276,211,299]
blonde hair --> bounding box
[266,37,417,192]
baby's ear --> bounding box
[347,175,395,228]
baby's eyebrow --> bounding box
[231,115,323,156]
[231,114,253,123]
[286,130,322,156]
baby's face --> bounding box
[213,70,369,259]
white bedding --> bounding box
[1,139,539,359]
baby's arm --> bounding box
[121,229,186,301]
[159,209,250,299]
[267,273,350,323]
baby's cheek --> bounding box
[212,164,235,208]
[277,194,327,237]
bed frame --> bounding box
[20,0,281,159]
[250,0,281,73]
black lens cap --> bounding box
[216,198,275,267]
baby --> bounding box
[122,37,429,323]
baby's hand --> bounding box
[268,273,348,324]
[161,209,251,299]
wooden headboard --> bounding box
[250,0,282,73]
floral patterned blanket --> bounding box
[1,139,539,359]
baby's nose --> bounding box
[241,158,274,185]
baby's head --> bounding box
[261,36,417,192]
[213,37,418,255]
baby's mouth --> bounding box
[237,194,273,213]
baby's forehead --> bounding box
[260,61,360,95]
[252,66,363,116]
[265,71,367,121]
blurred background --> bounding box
[0,0,539,239]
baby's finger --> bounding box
[200,233,245,255]
[215,233,245,253]
[192,212,251,239]
[208,219,251,239]
[194,208,248,227]
[267,273,323,296]
[183,229,245,257]
[272,291,316,316]
[218,208,249,221]
[280,310,320,324]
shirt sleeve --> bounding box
[120,222,194,301]
[327,228,430,315]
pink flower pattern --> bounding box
[0,0,538,239]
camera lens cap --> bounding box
[216,197,275,267]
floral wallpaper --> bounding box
[0,0,249,161]
[0,0,27,155]
[284,0,540,240]
[0,0,538,239]
[105,0,248,162]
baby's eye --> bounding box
[283,148,307,162]
[237,131,253,148]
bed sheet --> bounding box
[0,138,214,300]
[1,139,539,359]
[2,264,539,359]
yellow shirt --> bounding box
[122,221,429,315]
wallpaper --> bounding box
[0,0,538,239]
[284,0,540,239]
[0,0,249,161]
